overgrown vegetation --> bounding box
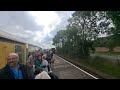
[53,11,120,58]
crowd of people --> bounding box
[0,49,57,79]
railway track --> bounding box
[51,54,99,79]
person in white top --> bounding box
[34,68,51,79]
[41,55,49,73]
[35,71,51,79]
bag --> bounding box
[48,73,59,79]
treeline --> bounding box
[94,35,120,51]
[52,11,120,58]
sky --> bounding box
[0,11,74,49]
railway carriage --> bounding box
[0,30,41,69]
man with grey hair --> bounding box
[0,53,31,79]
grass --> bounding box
[82,57,120,78]
[58,54,120,78]
[95,52,120,57]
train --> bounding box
[0,30,41,69]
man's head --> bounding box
[31,51,36,57]
[7,53,19,67]
[42,55,46,60]
[37,54,42,60]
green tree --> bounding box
[53,11,120,58]
[67,11,99,57]
[106,11,120,45]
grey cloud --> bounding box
[0,11,44,31]
[53,11,74,29]
[0,11,74,49]
[0,25,37,41]
[41,34,53,44]
[49,11,74,37]
[0,11,44,44]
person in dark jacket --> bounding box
[0,53,32,79]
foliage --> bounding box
[53,11,120,58]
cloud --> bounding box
[0,11,43,42]
[0,11,74,49]
[41,11,75,44]
[0,11,44,30]
[35,11,75,48]
[50,11,74,34]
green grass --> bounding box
[59,54,120,78]
[80,57,120,78]
[95,52,120,57]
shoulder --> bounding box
[43,60,48,62]
[45,60,48,62]
[44,60,48,64]
[0,65,9,73]
[29,55,32,57]
[0,68,5,75]
[19,64,28,70]
[20,64,27,67]
[0,65,9,78]
[35,60,41,64]
[27,55,33,60]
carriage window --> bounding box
[15,45,22,63]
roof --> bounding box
[0,30,41,48]
[0,30,26,43]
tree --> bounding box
[67,11,99,57]
[52,30,66,46]
[97,11,120,50]
[106,11,120,45]
[53,11,120,58]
